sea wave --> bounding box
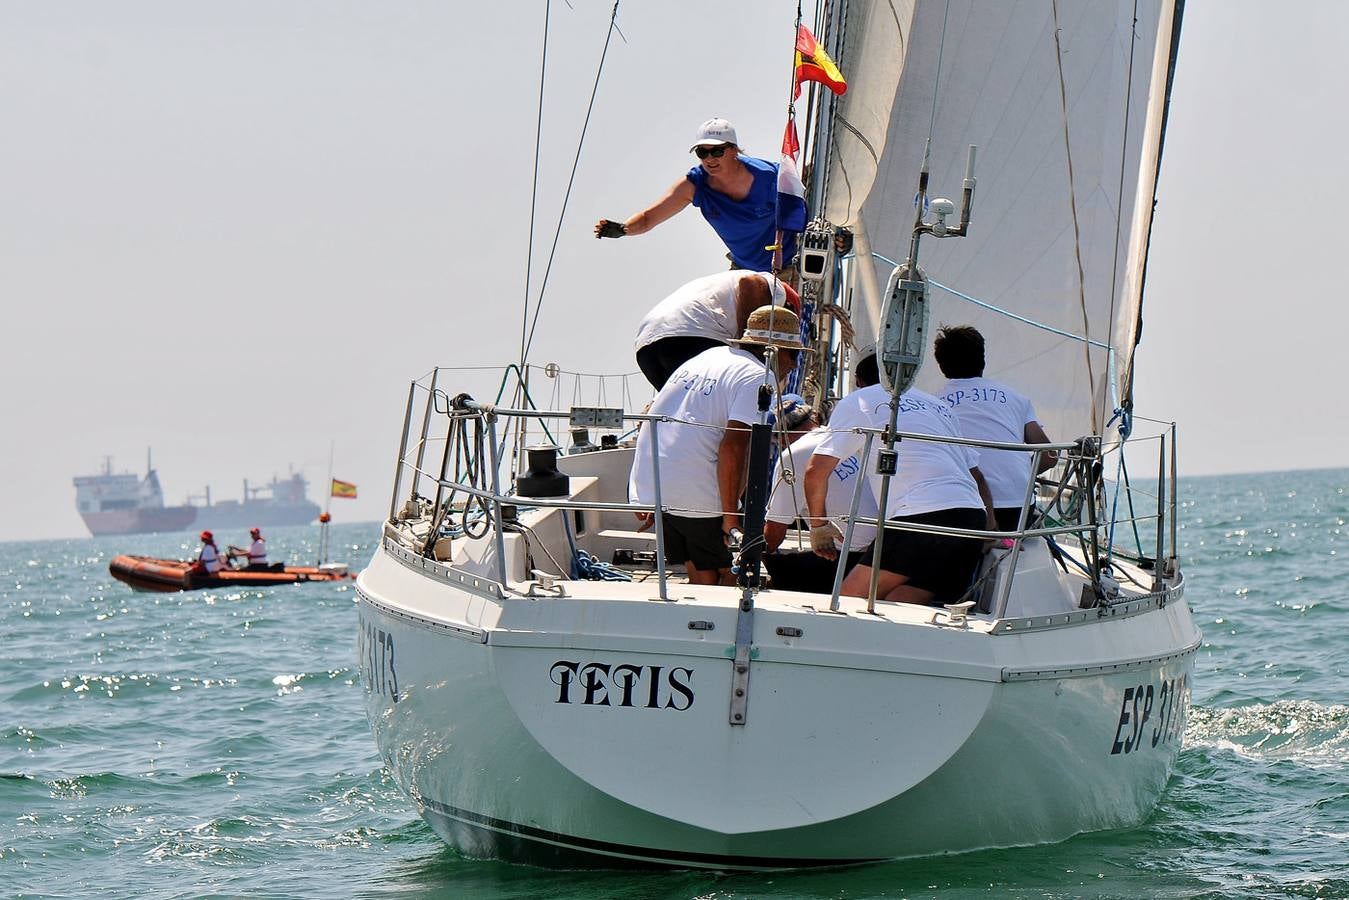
[1187,699,1349,765]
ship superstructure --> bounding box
[73,453,196,537]
[191,472,321,530]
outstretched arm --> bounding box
[595,178,695,238]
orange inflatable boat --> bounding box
[109,554,353,592]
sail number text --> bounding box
[1110,673,1188,755]
[358,612,400,703]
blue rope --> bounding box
[1046,535,1094,578]
[573,551,633,581]
[785,296,815,395]
[561,503,632,581]
[561,507,581,576]
[1104,407,1133,562]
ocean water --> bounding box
[3,470,1347,899]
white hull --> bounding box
[357,531,1197,869]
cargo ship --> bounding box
[73,454,197,537]
[190,472,322,531]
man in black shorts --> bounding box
[805,351,996,606]
[628,305,806,585]
[861,507,989,604]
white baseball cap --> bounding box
[690,117,738,151]
[854,344,878,376]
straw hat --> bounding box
[733,305,809,351]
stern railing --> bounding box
[384,367,1181,618]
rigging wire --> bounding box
[506,1,622,483]
[798,0,825,174]
[928,277,1110,350]
[1050,0,1100,433]
[521,0,624,363]
[925,0,953,148]
[519,0,552,382]
[505,0,556,483]
[860,249,1111,351]
[1104,0,1142,410]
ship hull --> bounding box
[192,502,321,531]
[79,506,197,537]
[356,542,1197,869]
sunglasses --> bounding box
[694,145,729,159]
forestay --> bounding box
[821,0,1180,442]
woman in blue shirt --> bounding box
[595,117,798,275]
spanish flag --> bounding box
[331,479,358,499]
[793,25,847,99]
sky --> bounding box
[2,0,1346,543]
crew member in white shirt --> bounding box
[191,530,223,575]
[629,305,805,585]
[933,325,1057,531]
[229,527,269,570]
[762,385,880,594]
[804,351,996,606]
[633,270,798,390]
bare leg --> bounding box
[883,583,935,605]
[840,564,906,599]
[684,560,722,585]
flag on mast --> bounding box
[793,25,847,99]
[777,118,807,233]
[782,118,800,159]
[331,479,358,499]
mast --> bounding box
[793,4,857,410]
[318,441,334,566]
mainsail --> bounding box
[818,0,1182,442]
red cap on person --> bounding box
[200,530,214,542]
[250,527,261,537]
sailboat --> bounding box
[356,0,1198,869]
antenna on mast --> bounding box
[866,145,978,612]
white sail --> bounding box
[823,0,1180,441]
[819,0,918,230]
